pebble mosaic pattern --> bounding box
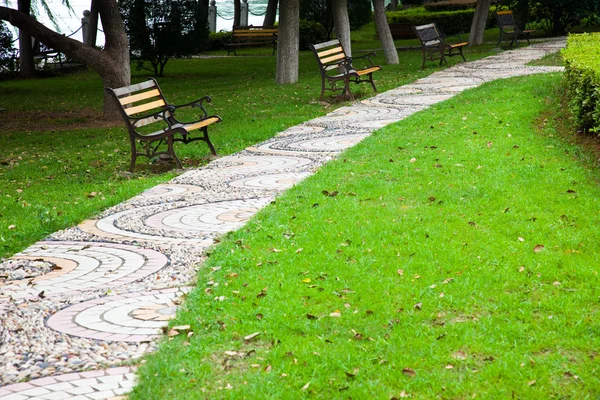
[47,288,191,342]
[0,40,566,398]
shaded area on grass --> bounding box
[130,73,600,399]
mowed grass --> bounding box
[0,40,498,258]
[130,73,600,399]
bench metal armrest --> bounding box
[130,109,171,129]
[349,51,376,67]
[170,96,212,120]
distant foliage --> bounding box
[300,0,372,40]
[0,22,17,77]
[299,19,327,50]
[424,0,477,12]
[120,0,210,76]
[387,8,479,35]
[502,0,599,35]
[209,31,233,50]
[562,33,600,133]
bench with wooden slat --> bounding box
[412,23,469,68]
[106,78,222,172]
[496,10,535,48]
[227,25,278,56]
[309,39,382,101]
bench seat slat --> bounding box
[124,99,166,116]
[113,80,156,97]
[449,42,469,48]
[174,117,221,132]
[119,89,162,105]
[355,66,382,76]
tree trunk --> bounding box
[469,0,491,46]
[263,0,278,26]
[234,0,241,26]
[332,0,351,56]
[276,0,299,84]
[0,0,130,119]
[85,0,99,47]
[18,0,35,78]
[372,0,398,64]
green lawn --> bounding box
[0,38,499,259]
[129,73,600,398]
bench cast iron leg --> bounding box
[369,74,377,93]
[202,127,217,156]
[167,136,183,169]
[129,136,137,173]
[320,77,326,101]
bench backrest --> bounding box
[413,23,443,48]
[310,39,351,75]
[107,78,171,136]
[496,10,516,29]
[388,23,416,40]
[232,25,278,42]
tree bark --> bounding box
[332,0,351,56]
[372,0,398,64]
[18,0,35,78]
[263,0,278,26]
[234,0,241,26]
[276,0,299,84]
[85,0,99,47]
[469,0,491,46]
[0,0,130,119]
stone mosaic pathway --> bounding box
[0,40,565,399]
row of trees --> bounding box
[0,0,598,118]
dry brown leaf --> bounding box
[409,158,417,163]
[306,314,317,320]
[264,365,272,372]
[172,325,191,331]
[402,367,416,377]
[414,302,422,310]
[167,329,179,337]
[553,281,561,286]
[397,269,404,276]
[445,364,454,369]
[533,244,545,253]
[301,382,310,391]
[330,312,342,318]
[451,350,467,360]
[244,332,260,341]
[256,313,264,320]
[528,380,536,386]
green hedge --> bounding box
[563,33,600,133]
[424,0,476,12]
[387,8,474,35]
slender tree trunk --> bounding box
[263,0,278,26]
[85,0,99,47]
[276,0,299,84]
[234,0,241,26]
[332,0,351,56]
[469,0,491,46]
[18,0,35,78]
[372,0,398,64]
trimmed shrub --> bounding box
[209,31,232,50]
[0,22,17,78]
[424,0,476,12]
[299,19,328,51]
[562,33,600,133]
[387,8,474,35]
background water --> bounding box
[8,0,273,49]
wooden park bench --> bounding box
[496,10,535,47]
[388,23,416,40]
[412,23,469,68]
[227,25,278,55]
[309,39,382,101]
[106,78,222,172]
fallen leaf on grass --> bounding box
[8,225,16,230]
[330,312,341,318]
[306,314,317,320]
[301,382,310,391]
[256,313,263,320]
[402,367,416,377]
[257,288,267,298]
[533,245,545,253]
[445,364,454,369]
[518,237,525,242]
[451,350,467,360]
[414,302,422,310]
[397,269,404,276]
[528,380,536,386]
[244,332,260,341]
[409,158,417,163]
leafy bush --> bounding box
[562,33,600,133]
[300,0,372,40]
[0,21,17,77]
[209,31,232,50]
[348,0,373,30]
[424,0,476,12]
[299,19,328,50]
[387,8,474,35]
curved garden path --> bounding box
[0,39,565,399]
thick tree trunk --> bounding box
[0,0,130,119]
[332,0,351,56]
[234,0,241,26]
[372,0,398,64]
[276,0,299,84]
[469,0,491,46]
[18,0,35,78]
[263,0,278,26]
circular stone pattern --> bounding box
[213,155,313,173]
[0,242,168,300]
[253,134,369,154]
[46,287,191,342]
[0,366,136,400]
[228,172,312,191]
[277,125,326,137]
[137,184,203,199]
